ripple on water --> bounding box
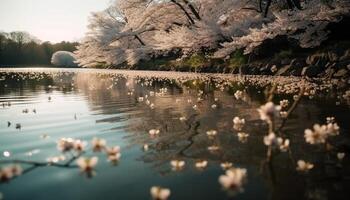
[0,68,349,200]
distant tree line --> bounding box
[0,31,79,66]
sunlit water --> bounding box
[0,68,349,200]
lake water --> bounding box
[0,68,349,200]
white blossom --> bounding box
[221,162,233,170]
[337,152,345,160]
[233,117,245,131]
[219,167,247,191]
[76,157,98,172]
[279,100,289,109]
[0,165,22,182]
[304,121,340,145]
[258,102,281,122]
[170,160,185,171]
[149,129,160,136]
[57,138,75,152]
[206,129,218,137]
[91,138,107,152]
[105,146,121,162]
[150,186,171,200]
[195,160,208,169]
[296,160,314,172]
[234,90,244,100]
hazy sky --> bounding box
[0,0,111,43]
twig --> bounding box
[277,86,305,133]
[0,151,85,184]
[267,84,277,102]
[0,152,84,168]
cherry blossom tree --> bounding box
[75,0,350,67]
[51,51,77,67]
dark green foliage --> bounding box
[182,79,207,91]
[133,51,246,72]
[0,31,78,66]
[273,49,293,60]
[133,55,178,70]
[183,53,207,71]
[227,50,248,69]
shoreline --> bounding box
[1,67,348,101]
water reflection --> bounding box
[0,69,349,200]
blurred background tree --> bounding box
[51,51,77,67]
[0,31,78,67]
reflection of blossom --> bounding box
[150,186,171,200]
[149,129,160,136]
[234,90,243,100]
[47,155,66,163]
[195,160,208,170]
[208,145,220,152]
[206,129,218,137]
[237,132,249,143]
[143,144,149,151]
[170,160,185,171]
[192,104,198,110]
[219,167,247,192]
[296,160,314,172]
[179,116,187,122]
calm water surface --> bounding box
[0,68,349,200]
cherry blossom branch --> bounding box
[0,151,85,168]
[277,86,305,133]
